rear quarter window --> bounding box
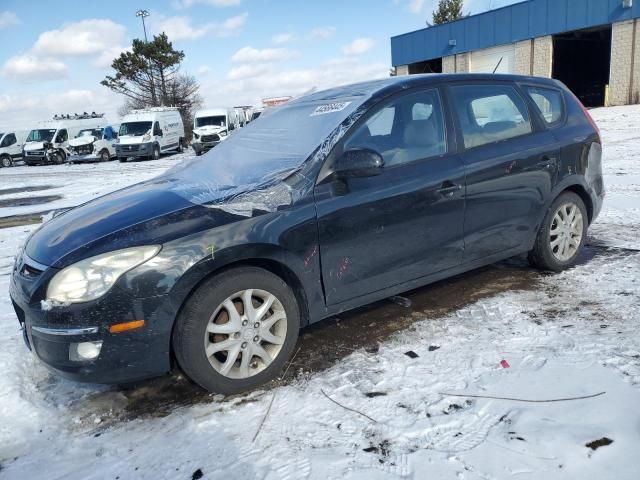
[526,86,564,125]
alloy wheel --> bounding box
[204,289,287,379]
[549,202,584,262]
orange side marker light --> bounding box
[109,320,145,334]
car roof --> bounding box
[293,73,560,105]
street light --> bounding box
[136,9,150,42]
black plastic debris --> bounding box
[389,295,412,307]
[192,468,204,479]
[586,437,613,450]
[428,345,440,352]
[404,351,419,359]
[365,392,387,398]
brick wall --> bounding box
[532,36,553,78]
[515,40,533,75]
[610,19,640,106]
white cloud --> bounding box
[308,26,336,40]
[154,16,215,40]
[0,11,19,29]
[173,0,242,8]
[0,88,122,130]
[231,46,298,63]
[197,65,212,76]
[202,57,387,109]
[94,46,132,69]
[342,38,376,56]
[227,63,274,81]
[217,13,248,37]
[272,32,294,45]
[1,55,68,81]
[408,0,426,13]
[33,19,127,57]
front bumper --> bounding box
[10,261,172,384]
[69,153,100,163]
[115,142,153,159]
[192,141,219,154]
[23,152,50,165]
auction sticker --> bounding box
[311,102,352,116]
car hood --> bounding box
[25,179,223,268]
[118,135,147,145]
[69,136,97,147]
[194,125,225,136]
[24,141,46,151]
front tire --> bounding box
[529,192,588,272]
[150,144,160,161]
[100,150,110,162]
[0,155,12,168]
[51,151,64,164]
[173,267,300,394]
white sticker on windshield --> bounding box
[310,102,352,117]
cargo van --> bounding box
[0,130,28,167]
[191,108,238,156]
[23,115,109,166]
[68,125,119,163]
[115,107,185,162]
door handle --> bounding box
[436,181,462,197]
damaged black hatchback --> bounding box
[10,74,604,393]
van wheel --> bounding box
[0,155,12,168]
[100,150,110,162]
[51,151,64,164]
[173,267,300,394]
[151,145,160,161]
[177,139,184,153]
[528,192,588,272]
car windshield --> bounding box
[163,91,372,205]
[27,129,56,142]
[119,122,152,136]
[78,128,103,138]
[196,116,226,128]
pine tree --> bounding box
[432,0,464,25]
[101,33,202,138]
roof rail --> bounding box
[131,106,180,113]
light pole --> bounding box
[136,9,149,42]
[135,9,156,105]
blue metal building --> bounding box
[390,0,640,106]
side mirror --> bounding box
[333,148,384,179]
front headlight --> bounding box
[46,246,161,304]
[193,133,200,140]
[143,133,151,142]
[219,130,227,137]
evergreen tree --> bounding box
[101,33,202,138]
[432,0,464,25]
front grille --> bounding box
[201,134,220,143]
[27,150,45,157]
[73,145,93,155]
[121,144,140,152]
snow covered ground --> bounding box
[0,107,639,479]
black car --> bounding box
[10,74,604,394]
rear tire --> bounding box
[177,139,184,153]
[528,192,588,272]
[0,155,12,168]
[173,267,300,394]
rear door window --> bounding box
[451,84,533,149]
[526,86,564,125]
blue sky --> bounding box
[0,0,519,129]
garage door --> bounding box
[470,45,516,74]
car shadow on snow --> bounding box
[58,243,638,427]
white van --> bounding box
[191,108,238,156]
[23,116,109,165]
[0,130,28,167]
[68,125,119,163]
[115,107,185,162]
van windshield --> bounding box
[119,122,152,136]
[27,129,56,142]
[196,116,226,128]
[78,128,103,138]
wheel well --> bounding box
[171,258,310,339]
[563,185,593,224]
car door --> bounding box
[3,134,19,158]
[314,87,466,306]
[448,82,560,261]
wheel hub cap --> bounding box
[204,289,287,379]
[549,202,584,262]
